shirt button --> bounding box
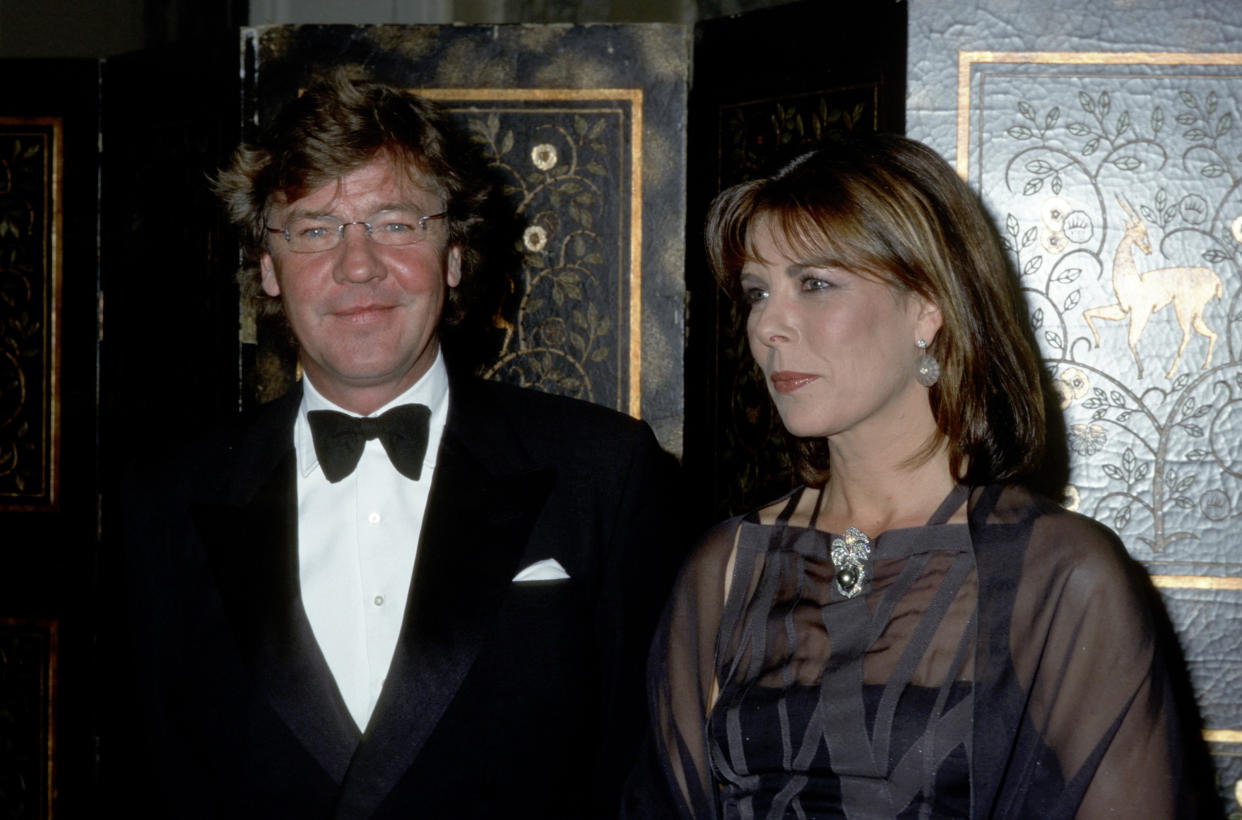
[368,511,381,525]
[373,595,384,607]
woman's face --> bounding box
[741,215,942,446]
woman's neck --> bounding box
[816,435,959,536]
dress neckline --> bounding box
[774,483,969,534]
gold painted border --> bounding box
[1152,575,1242,591]
[417,88,645,418]
[956,51,1242,179]
[0,117,62,510]
[1204,729,1242,743]
[0,617,58,818]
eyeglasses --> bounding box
[266,210,448,253]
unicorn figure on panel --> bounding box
[1083,195,1222,380]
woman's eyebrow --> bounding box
[785,261,835,277]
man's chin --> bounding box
[304,356,433,404]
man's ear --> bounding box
[260,252,281,297]
[446,245,462,288]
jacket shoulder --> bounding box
[121,387,299,502]
[458,377,655,444]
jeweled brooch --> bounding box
[830,526,872,599]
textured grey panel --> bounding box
[907,2,1242,809]
[908,0,1242,155]
[970,60,1242,572]
[1164,588,1242,731]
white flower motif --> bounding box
[1231,214,1242,244]
[531,143,558,171]
[1041,229,1068,254]
[523,225,548,252]
[1041,196,1072,231]
[1052,367,1089,409]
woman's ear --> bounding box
[914,295,943,344]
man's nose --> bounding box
[333,223,386,283]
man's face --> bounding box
[259,155,461,415]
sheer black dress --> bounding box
[627,484,1190,819]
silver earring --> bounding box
[916,338,940,387]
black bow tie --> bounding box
[306,404,431,483]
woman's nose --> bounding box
[750,294,796,347]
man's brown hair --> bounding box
[213,68,496,325]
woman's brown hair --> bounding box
[706,135,1046,487]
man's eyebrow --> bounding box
[366,201,428,214]
[280,201,432,221]
[278,206,337,222]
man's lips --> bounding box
[769,371,818,394]
[330,303,396,322]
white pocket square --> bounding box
[512,558,570,582]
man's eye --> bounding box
[298,226,330,239]
[379,221,414,233]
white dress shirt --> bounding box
[294,352,450,731]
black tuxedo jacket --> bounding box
[118,372,681,818]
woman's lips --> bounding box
[769,371,818,394]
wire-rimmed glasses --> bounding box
[266,210,447,253]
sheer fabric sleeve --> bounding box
[974,487,1192,818]
[627,518,742,819]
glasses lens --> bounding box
[368,211,427,246]
[284,217,340,253]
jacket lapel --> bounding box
[333,376,555,818]
[192,387,361,783]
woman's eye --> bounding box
[801,277,831,291]
[741,288,768,305]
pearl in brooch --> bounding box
[830,527,872,598]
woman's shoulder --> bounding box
[977,483,1152,609]
[678,486,811,588]
[975,483,1120,547]
[685,514,747,574]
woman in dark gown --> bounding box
[631,136,1194,818]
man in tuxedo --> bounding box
[120,72,680,818]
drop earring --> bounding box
[915,338,940,387]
